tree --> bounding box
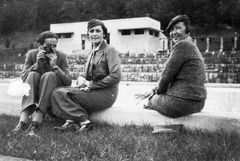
[57,1,79,23]
[217,0,240,28]
[5,37,11,48]
[0,0,239,35]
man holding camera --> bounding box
[13,31,72,135]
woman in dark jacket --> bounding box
[51,19,121,132]
[138,15,207,118]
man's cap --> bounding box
[166,15,190,33]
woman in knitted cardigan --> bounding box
[136,15,207,118]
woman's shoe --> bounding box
[12,121,28,133]
[75,121,94,133]
[54,121,80,132]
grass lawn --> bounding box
[0,114,240,161]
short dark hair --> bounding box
[183,20,192,34]
[87,19,108,39]
[37,31,58,45]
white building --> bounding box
[50,17,168,55]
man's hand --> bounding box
[36,49,46,65]
[46,51,57,68]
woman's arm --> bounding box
[157,41,188,94]
[90,47,121,89]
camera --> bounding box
[43,44,54,54]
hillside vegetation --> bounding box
[0,0,240,37]
[0,0,240,51]
[0,31,39,51]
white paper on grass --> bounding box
[7,78,30,97]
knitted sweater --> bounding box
[157,39,207,100]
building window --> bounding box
[121,30,131,35]
[62,33,72,38]
[154,31,159,37]
[56,33,73,39]
[149,30,153,35]
[107,33,110,44]
[135,29,144,35]
[81,34,87,40]
[82,40,85,50]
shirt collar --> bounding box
[173,36,192,48]
[93,40,104,52]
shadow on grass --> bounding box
[1,114,240,161]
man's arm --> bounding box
[21,49,43,82]
[51,52,72,86]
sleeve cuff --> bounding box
[52,65,59,73]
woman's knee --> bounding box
[51,87,64,99]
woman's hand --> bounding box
[77,76,86,86]
[75,76,90,92]
[134,88,156,100]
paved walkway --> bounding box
[0,83,22,115]
[0,155,32,161]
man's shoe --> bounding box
[27,121,41,136]
[13,121,28,133]
[54,121,80,132]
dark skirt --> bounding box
[147,94,205,118]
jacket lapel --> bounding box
[93,40,107,64]
[85,51,94,77]
[93,51,103,64]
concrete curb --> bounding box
[90,105,240,134]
